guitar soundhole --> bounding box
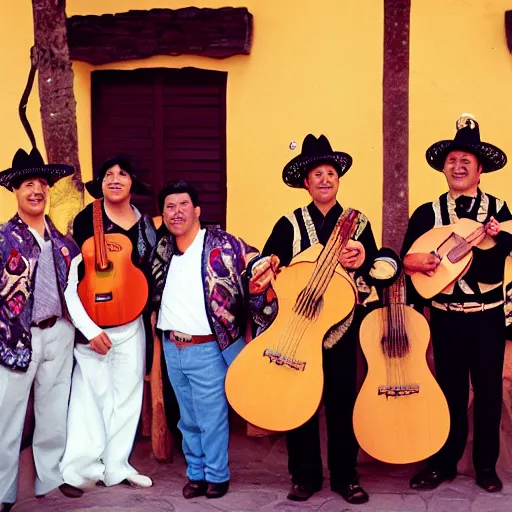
[95,292,113,303]
[263,349,306,372]
[96,261,114,273]
[378,385,419,397]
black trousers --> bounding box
[286,307,364,489]
[429,307,506,474]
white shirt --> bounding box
[157,229,212,335]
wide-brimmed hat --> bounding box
[0,48,74,191]
[283,134,352,188]
[85,155,150,199]
[426,113,507,173]
[0,148,73,191]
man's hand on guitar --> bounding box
[339,240,365,269]
[249,255,280,295]
[89,332,112,355]
[485,216,501,237]
[403,252,441,277]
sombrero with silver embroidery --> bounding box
[0,48,74,191]
[282,134,352,188]
[426,113,507,173]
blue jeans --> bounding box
[163,336,244,483]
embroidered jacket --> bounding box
[0,214,80,371]
[150,226,278,352]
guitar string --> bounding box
[383,277,411,395]
[275,215,354,362]
[276,236,339,358]
[279,234,342,360]
[288,225,353,361]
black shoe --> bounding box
[331,479,369,505]
[286,483,321,501]
[410,467,457,490]
[206,481,229,499]
[0,504,15,512]
[182,480,208,499]
[59,483,84,498]
[476,470,502,493]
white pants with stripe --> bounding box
[0,318,75,503]
[60,316,145,487]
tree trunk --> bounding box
[382,0,410,254]
[31,0,83,234]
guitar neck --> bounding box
[383,271,407,306]
[93,199,110,271]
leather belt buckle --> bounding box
[173,331,192,343]
[31,316,58,330]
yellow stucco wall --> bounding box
[2,1,512,249]
[67,0,384,250]
[410,0,512,213]
[0,3,46,222]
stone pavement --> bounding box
[12,427,512,512]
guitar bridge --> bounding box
[378,384,419,397]
[263,349,306,372]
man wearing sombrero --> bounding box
[59,155,157,491]
[259,134,401,504]
[402,114,512,493]
[0,57,83,510]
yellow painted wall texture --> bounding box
[2,1,512,251]
[410,0,512,213]
[0,3,46,222]
[67,0,384,250]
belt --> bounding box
[431,300,504,314]
[164,330,216,349]
[31,316,59,330]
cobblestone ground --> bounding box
[12,427,512,512]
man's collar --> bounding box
[307,201,342,218]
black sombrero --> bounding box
[85,155,150,199]
[283,134,353,188]
[426,113,507,173]
[0,48,74,191]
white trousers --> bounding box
[60,317,145,487]
[0,318,75,503]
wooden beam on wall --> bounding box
[66,7,254,65]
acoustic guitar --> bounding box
[353,272,450,464]
[77,199,148,327]
[406,218,487,299]
[225,209,359,432]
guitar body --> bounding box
[353,306,450,464]
[225,243,357,432]
[407,218,480,299]
[78,233,149,328]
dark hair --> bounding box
[98,155,136,179]
[158,180,200,213]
